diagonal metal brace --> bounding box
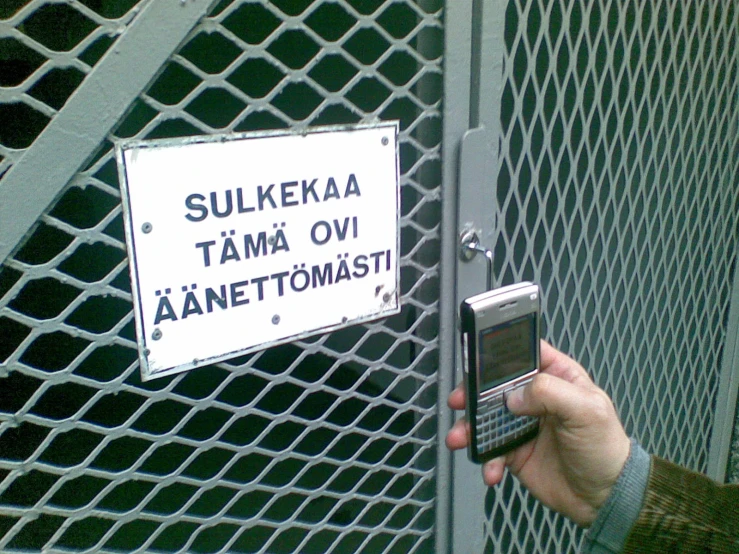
[0,0,220,264]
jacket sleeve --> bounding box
[622,456,739,553]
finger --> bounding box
[482,457,506,486]
[445,418,470,451]
[506,372,591,422]
[447,382,466,410]
[540,340,596,389]
[539,340,560,369]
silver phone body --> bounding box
[460,282,541,463]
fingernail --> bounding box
[481,462,492,482]
[506,387,524,411]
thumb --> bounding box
[506,373,587,422]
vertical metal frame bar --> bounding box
[438,0,509,551]
[708,258,739,482]
[436,1,473,551]
[708,54,739,484]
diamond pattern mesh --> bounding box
[484,1,739,552]
[3,0,738,551]
[0,0,145,178]
[0,1,442,552]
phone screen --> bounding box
[478,314,536,391]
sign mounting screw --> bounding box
[381,136,389,146]
[272,315,280,325]
[152,329,162,340]
[142,222,153,234]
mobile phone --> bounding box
[460,281,540,463]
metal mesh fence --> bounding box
[3,0,738,552]
[0,1,443,552]
[484,0,739,552]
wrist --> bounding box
[582,439,650,553]
[587,433,632,521]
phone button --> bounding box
[461,333,469,373]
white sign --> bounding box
[116,123,400,380]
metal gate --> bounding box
[1,1,739,553]
[446,0,739,552]
[1,1,442,552]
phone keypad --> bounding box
[475,389,537,453]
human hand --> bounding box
[445,341,631,527]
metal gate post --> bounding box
[438,1,478,551]
[440,1,508,551]
[708,71,739,483]
[436,0,472,549]
[708,256,739,482]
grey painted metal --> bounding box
[434,1,474,550]
[728,80,739,486]
[716,63,739,484]
[0,0,146,180]
[0,1,444,552]
[454,128,497,553]
[479,1,739,552]
[439,3,487,552]
[0,0,219,265]
[475,0,507,137]
[708,239,739,481]
[438,3,477,553]
[447,1,511,552]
